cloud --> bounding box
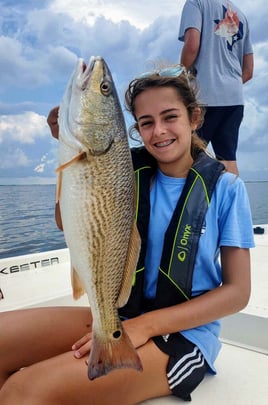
[0,112,47,144]
[0,109,57,179]
[0,36,53,93]
[34,163,45,173]
[0,147,30,169]
[49,0,185,29]
[0,1,181,94]
[240,99,268,149]
[34,153,56,174]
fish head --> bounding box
[59,56,126,155]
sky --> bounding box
[0,0,268,185]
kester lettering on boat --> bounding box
[56,56,142,380]
[0,256,60,275]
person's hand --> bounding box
[47,106,60,139]
[72,332,92,359]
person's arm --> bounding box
[180,28,201,70]
[242,53,254,83]
[47,107,63,230]
[124,246,251,348]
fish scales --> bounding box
[57,56,142,380]
[61,145,133,323]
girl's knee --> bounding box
[0,369,47,405]
[0,371,27,404]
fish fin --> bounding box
[87,325,143,380]
[115,222,141,308]
[55,151,86,173]
[71,268,85,300]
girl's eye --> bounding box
[140,121,152,127]
[165,114,177,120]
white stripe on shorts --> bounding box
[167,346,205,390]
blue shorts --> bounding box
[153,332,208,401]
[197,106,244,161]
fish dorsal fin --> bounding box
[71,267,85,300]
[115,222,141,308]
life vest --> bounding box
[119,147,224,319]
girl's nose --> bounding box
[152,120,166,137]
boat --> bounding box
[0,225,267,404]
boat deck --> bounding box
[141,343,268,404]
[0,225,268,404]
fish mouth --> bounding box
[85,56,102,73]
[79,56,100,90]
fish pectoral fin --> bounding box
[115,222,141,308]
[71,267,85,300]
[55,151,87,173]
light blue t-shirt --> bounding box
[178,0,253,106]
[144,169,255,373]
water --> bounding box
[245,182,268,225]
[0,185,66,259]
[0,182,267,259]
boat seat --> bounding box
[140,342,268,404]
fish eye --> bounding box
[100,80,112,96]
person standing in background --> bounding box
[178,0,254,175]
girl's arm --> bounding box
[47,106,63,230]
[124,246,251,348]
[73,246,251,356]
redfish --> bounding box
[56,56,142,379]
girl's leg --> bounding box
[0,339,171,405]
[0,306,92,388]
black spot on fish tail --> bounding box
[113,330,121,339]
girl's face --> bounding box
[135,86,197,177]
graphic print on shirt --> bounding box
[214,3,243,51]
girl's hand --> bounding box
[72,332,92,359]
[47,106,60,139]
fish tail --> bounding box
[87,328,143,380]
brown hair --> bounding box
[124,66,207,159]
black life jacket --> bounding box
[119,147,224,319]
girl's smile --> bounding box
[154,139,176,148]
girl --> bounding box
[0,66,254,404]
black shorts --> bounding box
[153,332,208,401]
[197,105,244,161]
